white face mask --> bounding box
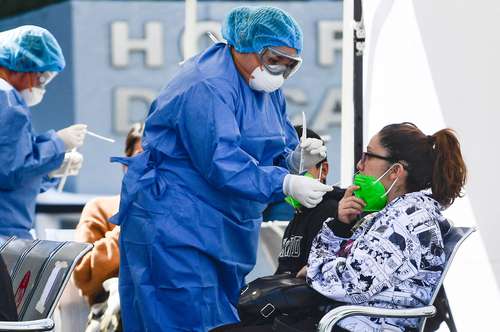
[249,66,284,93]
[20,87,46,107]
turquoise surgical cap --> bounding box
[0,25,65,73]
[222,6,303,55]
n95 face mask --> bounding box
[353,164,400,212]
[353,173,388,212]
[249,66,284,93]
[20,87,46,107]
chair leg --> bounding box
[423,286,457,332]
[439,288,457,332]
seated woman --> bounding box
[307,122,467,332]
[73,123,143,305]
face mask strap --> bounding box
[374,164,394,183]
[374,162,403,183]
[381,176,399,198]
[351,170,360,182]
[377,162,403,197]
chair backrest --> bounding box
[428,226,475,305]
[418,225,476,330]
[0,236,92,322]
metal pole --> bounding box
[353,0,364,170]
[340,0,355,186]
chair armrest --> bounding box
[317,305,436,332]
[0,318,54,331]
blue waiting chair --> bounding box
[0,236,92,331]
[317,226,476,332]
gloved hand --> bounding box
[101,278,121,331]
[283,174,333,208]
[287,138,327,174]
[49,151,83,178]
[57,124,87,150]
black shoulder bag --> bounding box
[237,273,329,326]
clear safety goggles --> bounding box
[36,71,57,88]
[258,47,302,79]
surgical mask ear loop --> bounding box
[351,170,360,183]
[318,163,323,181]
[374,163,398,183]
[382,176,399,198]
[375,163,403,197]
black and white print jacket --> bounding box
[307,191,451,332]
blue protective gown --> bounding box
[111,43,299,332]
[0,78,66,238]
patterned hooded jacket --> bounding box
[307,191,451,332]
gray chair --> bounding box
[0,236,92,331]
[317,226,476,332]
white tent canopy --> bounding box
[342,0,500,329]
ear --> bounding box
[391,163,406,180]
[322,161,329,178]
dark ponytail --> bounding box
[379,123,467,207]
[430,129,467,207]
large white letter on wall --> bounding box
[180,21,222,59]
[114,87,157,134]
[111,21,164,68]
[314,87,341,131]
[318,21,343,67]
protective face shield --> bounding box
[19,87,46,107]
[249,66,284,93]
[37,71,57,88]
[19,71,56,107]
[353,164,400,212]
[285,172,313,208]
[259,47,302,79]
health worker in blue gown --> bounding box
[111,6,333,331]
[0,26,87,238]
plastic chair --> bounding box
[0,236,92,331]
[317,226,476,332]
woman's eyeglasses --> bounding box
[360,151,396,163]
[360,152,408,169]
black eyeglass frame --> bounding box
[360,151,396,162]
[360,151,408,169]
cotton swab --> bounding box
[86,130,115,143]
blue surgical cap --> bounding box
[0,25,65,73]
[222,6,303,55]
